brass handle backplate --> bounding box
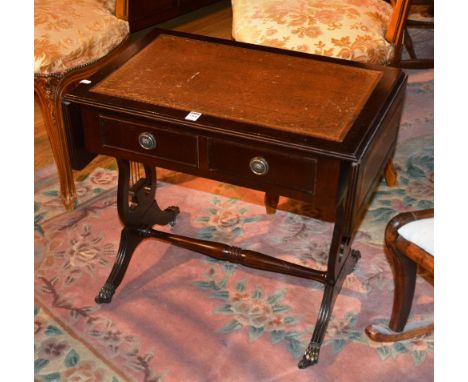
[138,132,157,150]
[249,156,269,176]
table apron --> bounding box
[79,107,344,222]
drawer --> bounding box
[208,139,317,195]
[98,115,198,167]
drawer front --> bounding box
[208,139,317,195]
[98,115,198,167]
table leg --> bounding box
[95,227,143,303]
[264,193,279,215]
[298,162,361,368]
[388,248,417,332]
[98,159,363,369]
[384,159,398,187]
[298,249,360,368]
[95,159,179,303]
[364,250,431,342]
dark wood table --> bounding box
[63,29,407,369]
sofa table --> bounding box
[62,29,407,369]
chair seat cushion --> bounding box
[232,0,394,64]
[398,218,434,256]
[34,0,129,75]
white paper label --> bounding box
[80,79,92,84]
[185,111,202,121]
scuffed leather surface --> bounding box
[91,34,382,142]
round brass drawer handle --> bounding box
[249,156,269,176]
[138,132,157,150]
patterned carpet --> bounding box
[34,66,433,381]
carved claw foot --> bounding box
[298,342,320,369]
[351,249,361,261]
[95,283,116,304]
[350,249,361,271]
[166,205,180,226]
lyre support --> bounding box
[116,159,179,227]
[95,159,179,303]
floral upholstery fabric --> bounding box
[34,0,129,75]
[97,0,116,13]
[232,0,395,65]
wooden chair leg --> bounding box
[404,28,418,60]
[398,27,434,69]
[35,76,77,210]
[365,246,428,342]
[384,159,397,187]
[388,248,418,331]
[366,209,434,342]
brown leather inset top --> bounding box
[91,34,382,142]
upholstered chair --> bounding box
[366,209,434,341]
[231,0,415,198]
[231,0,412,66]
[34,0,130,209]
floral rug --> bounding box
[34,69,433,382]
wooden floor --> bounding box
[34,1,233,175]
